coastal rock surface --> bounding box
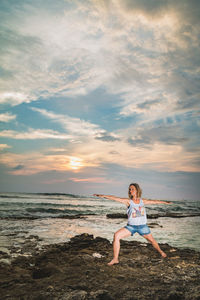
[0,233,200,300]
[106,212,200,219]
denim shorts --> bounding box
[124,224,151,236]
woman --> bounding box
[94,183,171,266]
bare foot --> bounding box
[107,259,119,266]
[161,251,167,258]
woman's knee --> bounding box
[114,232,121,241]
[113,228,131,241]
[143,234,154,243]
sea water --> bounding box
[0,192,199,253]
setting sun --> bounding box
[69,157,84,170]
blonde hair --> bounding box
[128,183,142,199]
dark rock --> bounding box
[0,214,96,220]
[148,213,200,219]
[32,263,61,279]
[106,213,126,218]
[0,234,199,300]
[89,290,114,300]
[166,292,184,300]
[61,290,88,300]
[106,212,200,219]
[148,222,163,228]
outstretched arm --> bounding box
[93,194,129,206]
[142,198,172,205]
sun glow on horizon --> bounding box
[69,157,84,170]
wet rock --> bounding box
[106,212,200,219]
[0,234,199,300]
[89,289,113,300]
[0,214,96,220]
[61,290,88,300]
[166,292,184,300]
[0,247,10,255]
[106,213,126,218]
[32,263,62,279]
[147,213,200,219]
[92,252,104,258]
[0,258,11,265]
[148,222,163,228]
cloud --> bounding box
[118,94,175,118]
[46,147,69,153]
[12,164,24,170]
[119,0,200,25]
[0,92,33,106]
[0,104,198,175]
[0,128,199,176]
[2,138,199,174]
[0,144,11,150]
[127,124,189,147]
[31,107,121,141]
[0,128,72,139]
[0,0,199,177]
[0,0,199,128]
[0,2,108,105]
[0,151,99,175]
[95,133,120,142]
[69,177,113,183]
[0,112,16,122]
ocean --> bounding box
[0,192,199,257]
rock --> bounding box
[148,222,163,228]
[61,290,88,300]
[106,213,126,218]
[0,234,199,300]
[169,249,177,252]
[89,289,113,299]
[0,247,10,255]
[166,292,184,300]
[106,213,200,219]
[32,263,62,279]
[0,258,11,265]
[92,253,104,258]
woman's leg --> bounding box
[142,233,167,258]
[108,227,131,266]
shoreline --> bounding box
[1,214,200,255]
[0,233,200,300]
[1,212,200,220]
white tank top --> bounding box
[127,198,147,225]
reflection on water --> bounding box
[0,193,200,252]
[1,214,199,252]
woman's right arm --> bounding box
[93,194,129,206]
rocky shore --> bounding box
[0,233,200,300]
[106,212,200,219]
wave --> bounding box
[0,195,34,199]
[25,207,98,216]
[35,193,84,198]
[0,213,97,220]
[25,207,90,214]
[0,202,94,208]
[0,192,85,199]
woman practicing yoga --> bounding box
[94,183,171,266]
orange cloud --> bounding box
[69,177,111,183]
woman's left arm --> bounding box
[142,198,172,205]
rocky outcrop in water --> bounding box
[0,214,96,220]
[106,213,200,219]
[0,233,200,300]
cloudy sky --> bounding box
[0,0,199,200]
